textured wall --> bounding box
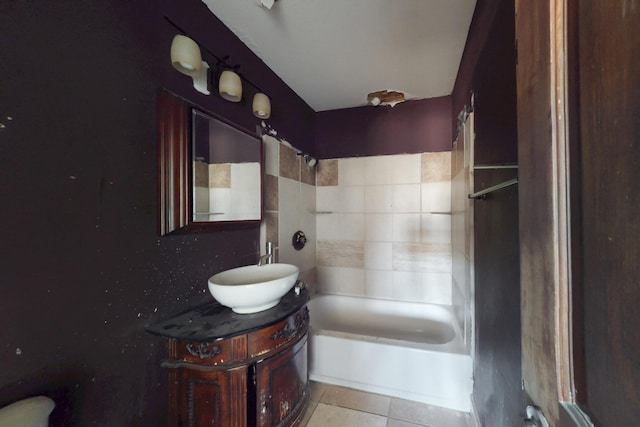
[460,0,522,425]
[0,1,313,425]
[451,0,503,133]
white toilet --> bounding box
[0,396,55,427]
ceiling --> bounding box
[202,0,476,112]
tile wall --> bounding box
[314,152,453,305]
[210,163,261,221]
[262,135,317,286]
[261,134,472,351]
[193,161,261,221]
[193,160,210,221]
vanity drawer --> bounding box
[247,307,309,359]
[168,335,247,366]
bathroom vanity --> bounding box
[146,288,310,427]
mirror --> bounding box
[192,109,261,222]
[158,89,263,235]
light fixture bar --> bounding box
[164,16,269,101]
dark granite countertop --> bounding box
[145,288,309,342]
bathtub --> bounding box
[308,294,473,412]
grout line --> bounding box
[309,382,469,427]
[300,401,319,427]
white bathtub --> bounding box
[308,294,472,412]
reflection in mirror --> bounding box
[191,109,262,222]
[157,89,263,235]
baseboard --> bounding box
[309,372,471,412]
[559,403,595,427]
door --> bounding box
[168,366,247,427]
[255,335,309,427]
[571,0,640,424]
[516,0,640,425]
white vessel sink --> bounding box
[207,263,299,314]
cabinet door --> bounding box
[168,366,247,427]
[255,335,309,427]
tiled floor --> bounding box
[300,382,471,427]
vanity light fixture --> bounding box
[252,93,271,118]
[170,35,202,76]
[170,34,210,95]
[166,19,273,115]
[219,70,243,102]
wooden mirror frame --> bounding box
[157,88,263,236]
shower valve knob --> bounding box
[292,230,306,250]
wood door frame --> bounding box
[549,0,574,405]
[549,2,594,424]
[516,0,592,424]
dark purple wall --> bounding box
[315,0,508,160]
[314,96,453,159]
[451,0,503,134]
[194,111,261,164]
[0,1,312,425]
[459,0,521,425]
[0,0,517,424]
[136,1,315,150]
[471,0,518,166]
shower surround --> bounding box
[262,138,465,327]
[260,136,471,347]
[315,152,454,307]
[309,151,474,411]
[261,136,475,410]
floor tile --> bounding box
[301,381,472,427]
[309,381,330,403]
[389,398,470,427]
[305,403,387,427]
[300,400,318,426]
[387,419,427,427]
[319,384,391,416]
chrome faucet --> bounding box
[258,241,274,266]
[258,254,272,266]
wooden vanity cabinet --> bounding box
[148,290,310,427]
[167,363,248,426]
[255,336,308,426]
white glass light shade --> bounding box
[252,93,271,118]
[219,71,243,102]
[170,35,202,77]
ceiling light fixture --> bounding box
[367,90,406,107]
